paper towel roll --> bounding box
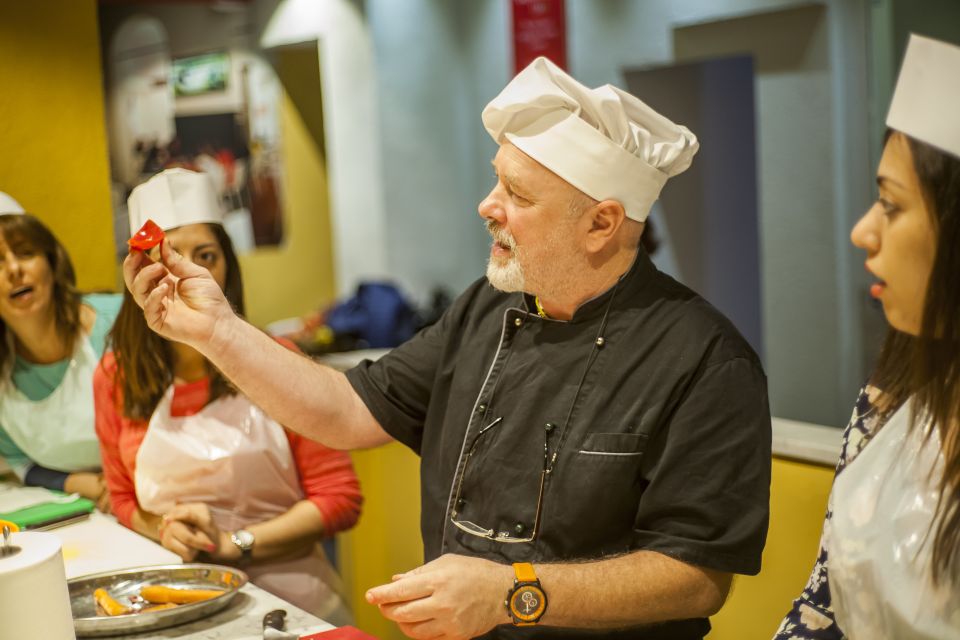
[0,531,76,640]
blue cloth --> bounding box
[0,293,122,484]
[23,464,69,491]
[325,282,419,348]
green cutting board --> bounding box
[0,494,95,529]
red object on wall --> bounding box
[511,0,567,73]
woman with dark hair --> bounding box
[95,169,361,624]
[775,35,960,639]
[0,196,121,509]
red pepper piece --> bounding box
[128,219,165,251]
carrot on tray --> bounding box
[94,588,130,617]
[140,585,224,604]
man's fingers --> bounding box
[392,559,432,582]
[396,620,445,640]
[144,281,171,330]
[403,563,430,576]
[378,597,435,624]
[160,238,208,280]
[129,261,169,307]
[122,250,151,292]
[366,575,434,605]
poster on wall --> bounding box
[168,109,282,249]
[511,0,567,73]
[171,52,229,96]
[102,9,286,255]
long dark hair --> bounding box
[870,132,960,585]
[108,224,245,419]
[0,214,82,375]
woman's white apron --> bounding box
[0,335,101,472]
[135,388,350,624]
[827,398,960,638]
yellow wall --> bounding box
[239,46,337,328]
[708,457,835,639]
[0,1,116,291]
[338,443,423,640]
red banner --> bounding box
[511,0,567,73]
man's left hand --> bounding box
[366,554,513,640]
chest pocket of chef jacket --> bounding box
[555,432,649,541]
[578,432,647,457]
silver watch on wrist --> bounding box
[230,529,255,561]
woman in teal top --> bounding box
[0,212,121,510]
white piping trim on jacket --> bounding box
[440,304,527,550]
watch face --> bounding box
[233,529,254,550]
[509,584,546,623]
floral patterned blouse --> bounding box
[773,386,885,639]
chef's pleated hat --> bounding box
[887,34,960,159]
[0,191,25,215]
[127,168,224,234]
[482,57,699,222]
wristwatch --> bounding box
[230,529,255,562]
[504,562,547,626]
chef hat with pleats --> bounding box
[0,191,25,215]
[127,168,223,235]
[482,57,699,222]
[887,34,960,159]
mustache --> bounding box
[485,220,517,250]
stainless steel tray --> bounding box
[69,563,248,637]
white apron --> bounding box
[134,388,351,624]
[0,335,101,472]
[827,398,960,638]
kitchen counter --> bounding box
[54,511,181,579]
[2,482,335,639]
[771,416,843,467]
[116,582,334,640]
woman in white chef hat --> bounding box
[0,190,119,510]
[95,169,362,624]
[775,35,960,639]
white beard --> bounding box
[483,217,583,297]
[486,253,525,292]
[485,221,526,292]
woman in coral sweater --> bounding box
[95,169,361,625]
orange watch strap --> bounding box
[513,562,538,583]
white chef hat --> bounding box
[0,191,25,215]
[482,56,699,222]
[127,168,224,235]
[887,34,960,159]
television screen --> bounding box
[171,52,229,96]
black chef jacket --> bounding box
[346,249,771,640]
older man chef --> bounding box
[125,58,771,640]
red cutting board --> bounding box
[301,627,379,640]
